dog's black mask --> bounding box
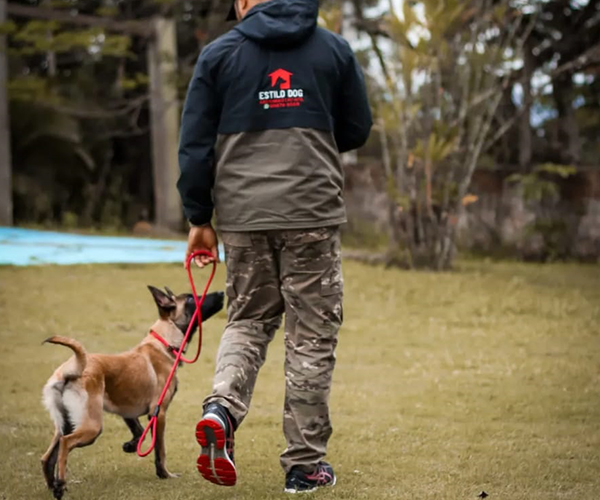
[176,291,224,336]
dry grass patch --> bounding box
[0,260,598,499]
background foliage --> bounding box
[3,0,600,265]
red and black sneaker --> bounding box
[284,462,336,494]
[195,403,237,486]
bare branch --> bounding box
[34,95,149,119]
[377,119,393,180]
[6,3,153,37]
[458,91,503,200]
[483,105,526,151]
[551,42,600,77]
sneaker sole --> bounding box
[195,416,237,486]
[284,486,318,494]
[283,474,336,494]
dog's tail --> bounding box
[43,336,88,374]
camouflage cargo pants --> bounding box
[203,227,343,473]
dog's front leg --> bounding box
[122,418,144,453]
[154,410,178,479]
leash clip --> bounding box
[150,405,161,419]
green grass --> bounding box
[0,260,599,500]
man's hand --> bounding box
[186,224,219,268]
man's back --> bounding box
[180,0,372,492]
[178,0,372,230]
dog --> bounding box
[40,286,224,499]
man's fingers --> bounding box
[210,246,220,263]
[186,248,217,269]
[193,254,216,269]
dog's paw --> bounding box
[52,479,66,500]
[122,440,138,453]
[156,468,179,479]
[43,470,55,490]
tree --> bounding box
[3,0,231,229]
[357,0,536,269]
[533,0,600,165]
[492,0,600,169]
[0,0,12,226]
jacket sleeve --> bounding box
[334,51,373,153]
[177,51,221,226]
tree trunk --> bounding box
[518,45,534,170]
[552,74,581,164]
[0,0,13,226]
[378,121,399,249]
[148,17,182,231]
[435,216,453,271]
[42,0,57,77]
[80,148,113,226]
[424,156,434,217]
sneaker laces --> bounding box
[224,414,235,461]
[305,465,333,485]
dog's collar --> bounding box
[149,330,179,357]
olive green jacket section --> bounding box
[213,128,347,232]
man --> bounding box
[177,0,372,493]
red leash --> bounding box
[137,250,217,458]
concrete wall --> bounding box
[343,164,600,262]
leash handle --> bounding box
[136,407,159,458]
[137,250,217,458]
[179,252,217,364]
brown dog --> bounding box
[40,286,224,499]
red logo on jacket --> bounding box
[269,68,293,90]
[259,68,304,110]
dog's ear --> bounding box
[164,286,176,299]
[148,285,176,312]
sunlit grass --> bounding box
[0,260,598,499]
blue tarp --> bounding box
[0,227,225,266]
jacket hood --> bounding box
[235,0,318,46]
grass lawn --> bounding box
[0,260,599,500]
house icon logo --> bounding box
[269,68,293,90]
[259,68,304,110]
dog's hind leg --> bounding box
[54,423,102,500]
[54,390,103,500]
[122,417,144,453]
[41,429,61,489]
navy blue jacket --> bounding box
[178,0,372,226]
